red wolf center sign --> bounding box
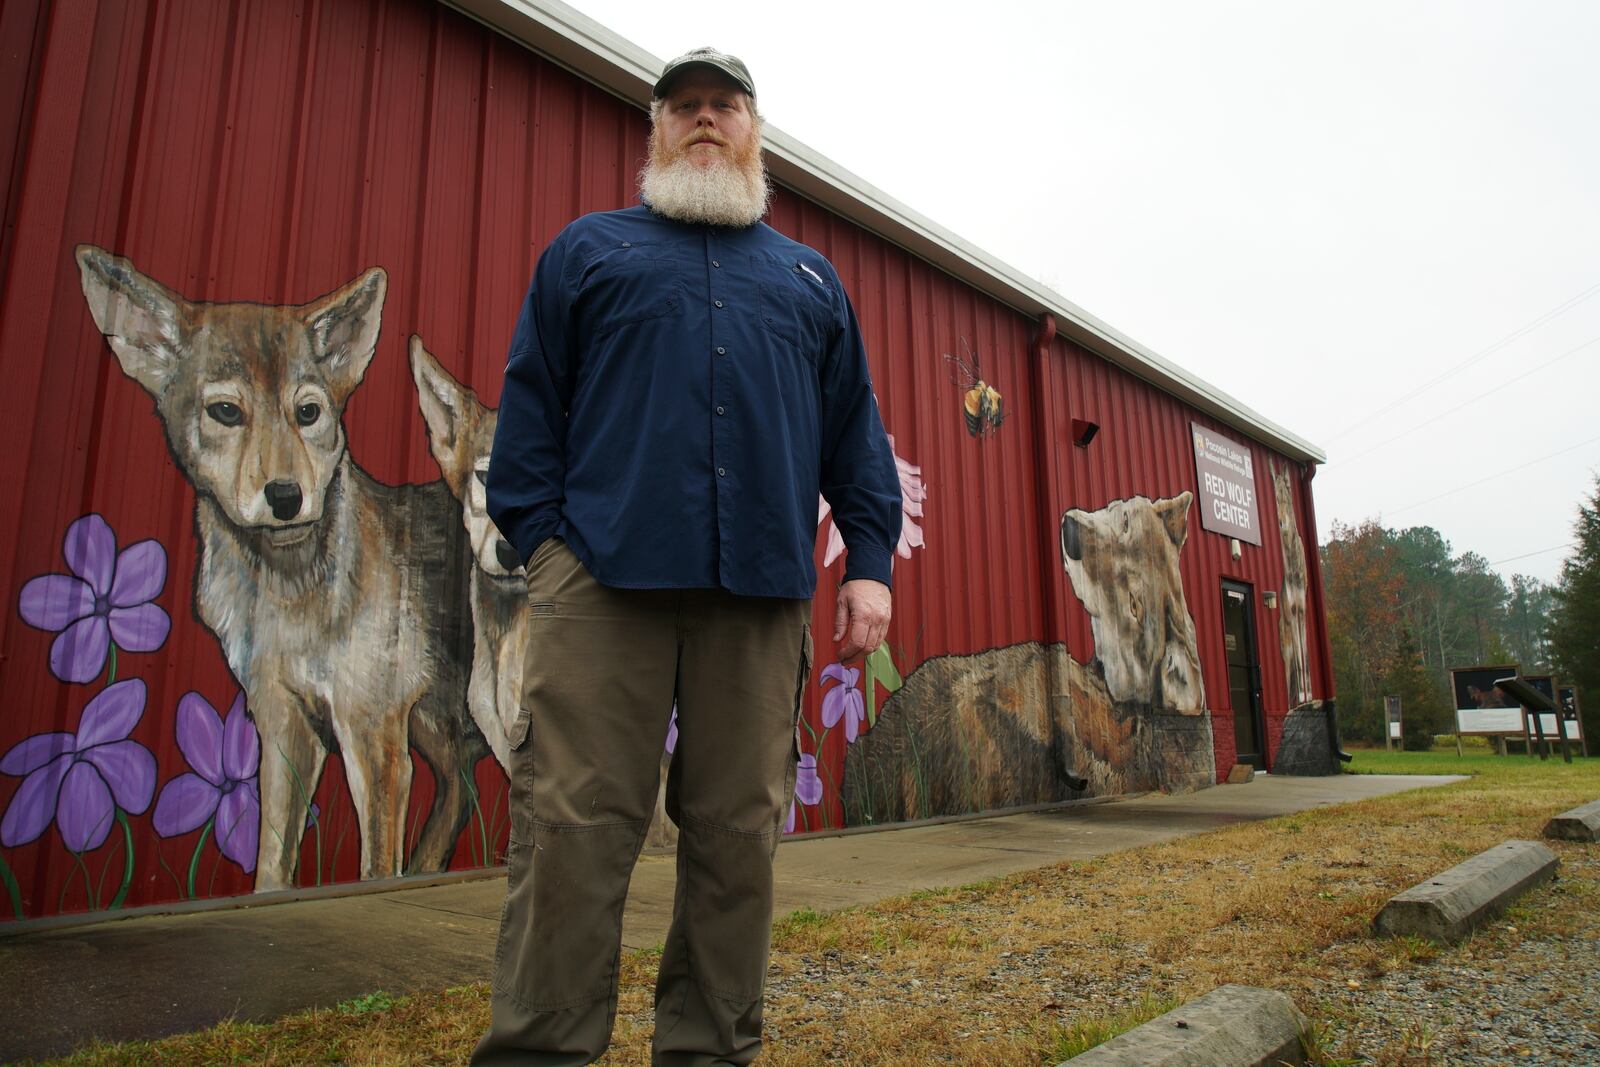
[1190,423,1262,545]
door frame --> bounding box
[1221,579,1268,769]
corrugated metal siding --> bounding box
[0,0,1326,920]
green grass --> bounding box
[1044,993,1180,1059]
[1342,744,1593,777]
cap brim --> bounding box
[653,60,754,99]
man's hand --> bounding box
[833,579,892,662]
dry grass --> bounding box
[40,752,1600,1066]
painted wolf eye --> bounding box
[295,402,322,427]
[206,401,243,426]
[474,468,489,486]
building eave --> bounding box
[442,0,1327,465]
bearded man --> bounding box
[474,47,902,1066]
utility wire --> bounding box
[1323,279,1600,445]
[1383,433,1600,517]
[1487,543,1572,566]
[1334,333,1600,467]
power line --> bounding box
[1334,333,1600,467]
[1324,279,1600,445]
[1383,433,1600,517]
[1487,543,1573,566]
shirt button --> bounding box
[711,260,721,268]
[716,406,725,415]
[714,299,724,308]
[621,241,631,247]
[716,346,726,355]
[717,467,727,477]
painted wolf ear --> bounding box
[75,244,188,397]
[409,334,474,482]
[1157,491,1193,548]
[303,267,387,403]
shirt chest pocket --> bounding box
[757,267,834,364]
[576,245,683,337]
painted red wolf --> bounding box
[74,245,488,890]
[1270,458,1311,706]
[408,336,679,848]
[843,493,1215,825]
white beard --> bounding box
[639,153,770,228]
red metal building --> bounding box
[0,0,1332,923]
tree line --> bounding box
[1321,476,1599,750]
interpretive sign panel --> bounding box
[1452,664,1522,735]
[1190,423,1261,545]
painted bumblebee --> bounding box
[944,338,1004,437]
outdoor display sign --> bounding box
[1556,684,1588,756]
[1521,675,1563,737]
[1451,664,1522,735]
[1190,423,1262,545]
[1384,695,1402,750]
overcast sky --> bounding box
[566,0,1600,585]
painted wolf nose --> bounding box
[495,539,520,572]
[264,481,303,521]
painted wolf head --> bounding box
[1060,492,1206,713]
[75,245,385,548]
[408,336,524,579]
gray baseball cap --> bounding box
[653,47,755,99]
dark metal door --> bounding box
[1222,581,1265,767]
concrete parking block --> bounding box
[1543,799,1600,842]
[1057,984,1305,1066]
[1373,839,1559,943]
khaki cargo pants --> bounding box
[472,540,813,1066]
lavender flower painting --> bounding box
[786,753,823,833]
[0,679,157,854]
[153,692,260,874]
[820,663,867,743]
[17,514,170,684]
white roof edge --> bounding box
[443,0,1327,466]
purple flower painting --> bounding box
[153,692,261,874]
[786,753,823,833]
[665,704,679,755]
[0,679,157,852]
[18,514,170,683]
[820,663,867,743]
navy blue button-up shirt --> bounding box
[486,204,902,600]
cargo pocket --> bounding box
[508,709,534,846]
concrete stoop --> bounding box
[1056,984,1305,1066]
[1543,799,1600,843]
[1373,839,1559,943]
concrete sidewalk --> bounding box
[0,773,1460,1062]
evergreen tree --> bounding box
[1384,628,1449,750]
[1548,477,1600,746]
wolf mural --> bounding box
[74,246,490,890]
[409,338,678,848]
[1270,458,1312,707]
[843,492,1215,824]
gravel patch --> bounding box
[1318,850,1600,1065]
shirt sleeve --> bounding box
[486,232,574,563]
[817,275,903,589]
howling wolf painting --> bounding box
[1270,458,1312,707]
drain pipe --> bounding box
[1300,464,1351,766]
